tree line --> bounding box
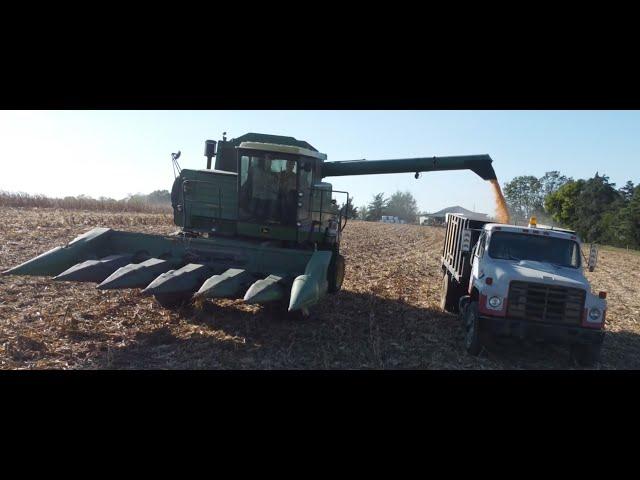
[338,191,419,222]
[503,171,639,249]
[0,190,172,213]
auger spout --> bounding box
[321,154,497,181]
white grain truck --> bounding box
[441,213,606,366]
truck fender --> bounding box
[469,286,479,301]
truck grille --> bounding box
[506,281,585,325]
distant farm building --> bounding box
[381,215,406,224]
[420,206,490,226]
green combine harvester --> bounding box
[3,133,497,314]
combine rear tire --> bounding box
[570,343,601,367]
[440,272,460,313]
[328,254,346,293]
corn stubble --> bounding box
[0,207,638,369]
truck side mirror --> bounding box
[461,229,472,253]
[588,244,598,272]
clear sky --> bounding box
[1,110,638,217]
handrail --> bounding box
[304,186,350,245]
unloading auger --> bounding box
[3,132,497,314]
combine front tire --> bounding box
[328,254,346,293]
[440,272,460,313]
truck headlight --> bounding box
[488,296,502,308]
[589,308,602,321]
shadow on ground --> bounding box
[83,290,640,370]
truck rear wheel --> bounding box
[440,272,460,313]
[570,343,601,367]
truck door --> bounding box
[471,231,486,290]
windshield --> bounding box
[239,152,299,225]
[487,232,581,268]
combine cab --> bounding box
[4,132,497,314]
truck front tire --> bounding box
[440,272,461,313]
[463,301,482,356]
[570,343,602,367]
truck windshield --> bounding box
[488,232,581,268]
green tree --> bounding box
[573,173,621,242]
[598,209,629,247]
[619,180,635,202]
[503,175,543,223]
[545,179,585,227]
[147,190,171,204]
[613,185,640,248]
[628,186,640,247]
[358,204,369,221]
[366,193,388,221]
[546,175,639,248]
[340,197,359,219]
[540,171,572,198]
[386,190,418,223]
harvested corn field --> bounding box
[1,207,639,369]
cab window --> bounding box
[475,232,486,258]
[238,152,298,225]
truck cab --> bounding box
[441,214,606,366]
